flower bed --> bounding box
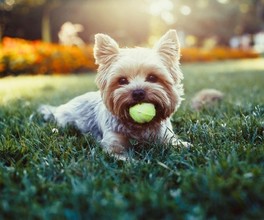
[181,47,260,62]
[0,37,260,76]
[0,37,97,76]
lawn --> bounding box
[0,58,263,219]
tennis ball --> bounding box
[129,103,156,124]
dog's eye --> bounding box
[146,74,158,83]
[118,77,129,85]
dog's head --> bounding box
[93,30,184,125]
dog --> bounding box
[38,30,190,158]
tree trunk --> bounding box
[0,25,2,42]
[41,7,51,42]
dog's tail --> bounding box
[38,104,56,121]
[190,89,224,111]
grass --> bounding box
[0,58,264,219]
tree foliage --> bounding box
[1,0,264,44]
[1,0,85,42]
[173,0,264,44]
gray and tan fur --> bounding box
[38,30,190,158]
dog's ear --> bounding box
[94,34,119,65]
[154,30,180,65]
[154,30,183,84]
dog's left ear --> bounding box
[94,34,119,65]
[154,30,180,65]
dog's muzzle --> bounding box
[132,89,145,102]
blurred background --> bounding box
[0,0,263,75]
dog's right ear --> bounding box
[94,34,119,65]
[154,29,180,64]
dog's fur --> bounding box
[38,30,189,157]
[191,89,224,111]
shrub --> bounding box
[181,47,260,63]
[0,37,97,76]
[0,38,260,76]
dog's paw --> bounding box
[102,144,127,159]
[38,105,55,121]
[102,144,137,161]
[171,138,192,148]
[112,153,131,161]
[103,144,126,154]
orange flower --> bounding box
[181,47,259,63]
[0,37,259,75]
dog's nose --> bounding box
[132,89,145,101]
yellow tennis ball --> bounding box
[129,103,156,124]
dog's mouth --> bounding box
[123,102,164,125]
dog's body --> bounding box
[39,30,189,156]
[39,90,177,153]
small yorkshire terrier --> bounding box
[39,30,189,158]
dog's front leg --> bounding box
[101,130,130,157]
[160,120,191,148]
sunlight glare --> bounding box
[5,0,15,6]
[161,11,175,25]
[149,0,174,16]
[180,5,191,16]
[217,0,229,4]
